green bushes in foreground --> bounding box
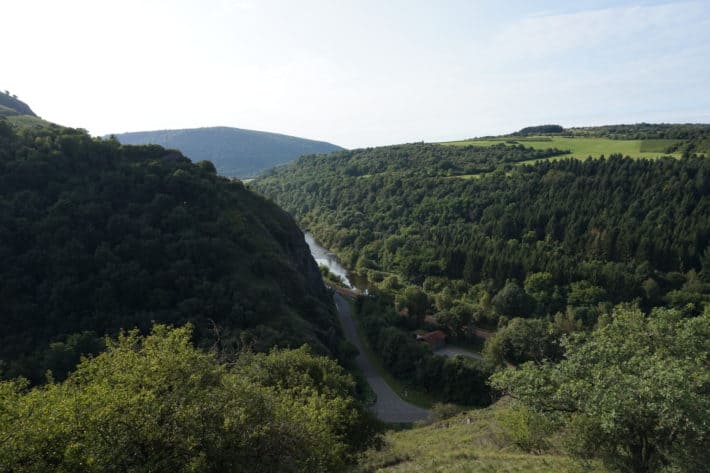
[491,307,710,473]
[0,324,379,473]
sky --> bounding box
[3,0,710,148]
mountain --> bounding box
[0,118,340,383]
[110,127,344,178]
[0,91,37,117]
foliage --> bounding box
[494,400,556,453]
[490,307,710,473]
[483,318,562,366]
[357,292,492,405]
[0,324,378,473]
[0,119,336,382]
[513,124,565,136]
[253,143,710,340]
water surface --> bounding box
[304,232,354,288]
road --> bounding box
[333,293,430,423]
[434,346,483,361]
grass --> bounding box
[6,114,58,130]
[442,136,681,161]
[353,400,608,473]
[347,298,436,409]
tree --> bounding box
[396,286,430,321]
[0,324,377,472]
[492,280,529,318]
[483,317,561,366]
[491,307,709,473]
[524,272,555,316]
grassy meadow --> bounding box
[441,136,681,162]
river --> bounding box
[304,232,355,288]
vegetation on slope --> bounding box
[0,91,55,130]
[355,398,606,473]
[0,324,379,472]
[112,127,343,178]
[492,306,709,473]
[0,119,338,382]
[0,91,36,117]
[253,142,710,375]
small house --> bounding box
[416,330,446,349]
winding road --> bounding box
[334,293,430,423]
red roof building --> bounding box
[416,330,447,349]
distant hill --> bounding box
[0,91,37,117]
[111,127,344,178]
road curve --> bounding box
[334,293,429,423]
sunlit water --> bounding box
[304,232,354,288]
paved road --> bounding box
[435,346,483,361]
[333,293,430,423]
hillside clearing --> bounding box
[441,136,681,161]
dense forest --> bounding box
[253,143,710,368]
[112,127,343,178]
[0,118,339,382]
[253,138,710,471]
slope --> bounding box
[0,118,338,382]
[354,400,607,473]
[253,140,710,378]
[111,127,343,178]
[0,91,37,117]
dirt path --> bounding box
[334,293,429,423]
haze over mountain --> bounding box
[111,127,343,178]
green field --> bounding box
[353,400,607,473]
[442,136,681,161]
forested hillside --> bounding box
[0,119,338,382]
[254,140,709,471]
[253,143,710,364]
[112,127,343,177]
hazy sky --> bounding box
[3,0,709,148]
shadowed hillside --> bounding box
[0,119,339,382]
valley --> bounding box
[0,93,707,472]
[4,2,709,471]
[252,125,710,472]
